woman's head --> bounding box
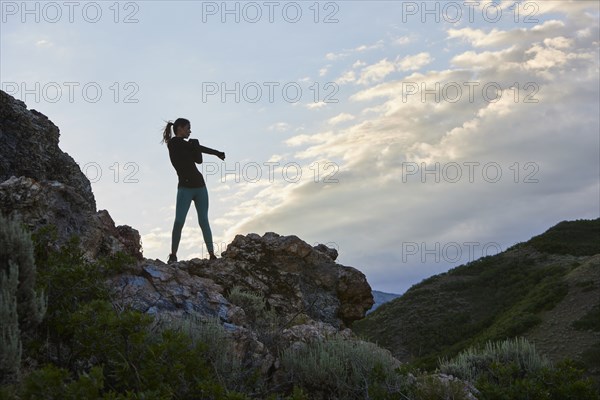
[161,118,191,144]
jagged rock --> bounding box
[0,90,142,261]
[109,233,373,334]
[0,176,142,261]
[0,90,95,210]
[188,232,374,329]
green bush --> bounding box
[227,286,277,328]
[411,374,472,400]
[154,313,249,394]
[439,337,599,399]
[0,259,21,383]
[280,336,408,399]
[0,213,47,383]
[439,337,550,382]
[22,364,104,400]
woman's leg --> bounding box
[171,187,194,255]
[192,186,214,255]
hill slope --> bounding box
[353,218,600,378]
[368,290,402,314]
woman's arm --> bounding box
[199,145,225,160]
[189,139,225,160]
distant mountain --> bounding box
[353,219,600,383]
[368,290,401,314]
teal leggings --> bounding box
[171,186,214,255]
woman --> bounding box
[161,118,226,263]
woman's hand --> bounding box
[218,151,226,160]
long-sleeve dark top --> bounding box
[167,137,221,188]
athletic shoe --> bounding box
[167,253,177,264]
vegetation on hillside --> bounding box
[353,218,600,387]
[1,217,598,399]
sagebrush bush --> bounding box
[1,259,21,382]
[439,336,550,382]
[439,337,599,400]
[227,286,277,326]
[280,336,407,399]
[155,312,251,393]
[0,213,47,383]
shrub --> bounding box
[0,213,47,383]
[280,336,407,399]
[0,259,21,383]
[227,286,277,328]
[439,337,599,399]
[154,312,248,393]
[439,336,550,382]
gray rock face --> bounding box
[0,176,143,260]
[201,232,373,328]
[0,90,95,211]
[0,90,142,260]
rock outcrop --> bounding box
[0,90,142,260]
[0,90,95,210]
[110,232,374,376]
[112,232,373,329]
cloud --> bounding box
[335,70,356,85]
[325,40,385,60]
[357,58,396,85]
[393,35,412,46]
[305,102,328,110]
[268,122,291,132]
[35,39,53,47]
[447,20,567,48]
[319,65,330,77]
[396,52,433,71]
[328,113,356,126]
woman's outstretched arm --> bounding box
[196,142,225,160]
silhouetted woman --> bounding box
[161,118,225,263]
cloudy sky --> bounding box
[1,1,598,293]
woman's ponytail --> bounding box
[161,118,190,145]
[161,121,174,144]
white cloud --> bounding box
[447,20,567,48]
[328,113,356,125]
[324,40,385,60]
[357,58,396,85]
[35,39,53,47]
[335,70,356,84]
[268,122,291,132]
[393,35,412,46]
[305,102,328,110]
[396,52,433,71]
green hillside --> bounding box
[353,218,600,378]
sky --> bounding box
[1,0,599,294]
